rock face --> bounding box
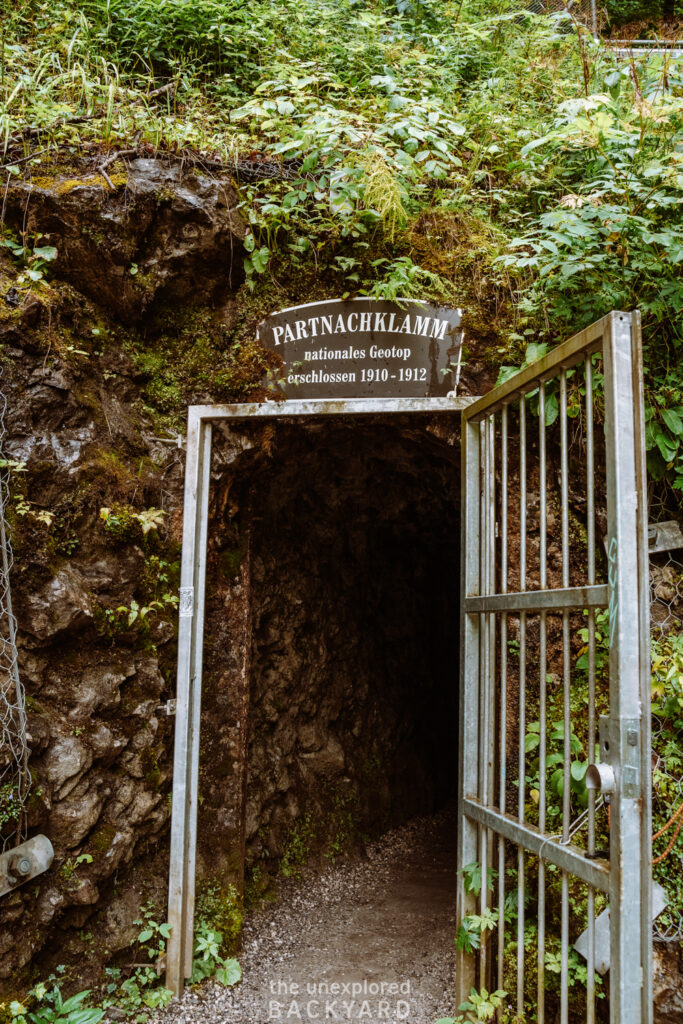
[654,944,683,1023]
[0,155,250,988]
[4,158,246,322]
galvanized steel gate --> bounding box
[166,312,651,1021]
[165,394,473,996]
[456,311,651,1023]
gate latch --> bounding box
[585,716,640,801]
[586,762,615,795]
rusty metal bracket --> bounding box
[0,835,53,897]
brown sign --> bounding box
[257,298,463,399]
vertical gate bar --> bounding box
[487,414,497,983]
[537,383,547,1024]
[182,420,212,980]
[603,312,645,1024]
[559,370,570,1024]
[479,417,493,987]
[488,414,497,821]
[166,408,204,997]
[457,413,483,1006]
[498,407,508,997]
[478,419,488,986]
[632,311,652,1024]
[517,397,527,1017]
[585,355,597,1024]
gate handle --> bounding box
[586,763,616,795]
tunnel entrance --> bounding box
[243,418,461,871]
[166,397,471,995]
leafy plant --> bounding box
[523,719,589,819]
[9,986,103,1024]
[13,494,54,528]
[460,861,497,898]
[0,232,58,288]
[100,505,166,540]
[190,920,241,987]
[0,782,22,827]
[458,987,507,1022]
[455,908,499,954]
[102,909,173,1021]
[102,594,178,632]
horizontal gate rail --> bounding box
[191,396,473,420]
[464,583,609,614]
[463,799,611,891]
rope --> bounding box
[0,368,30,850]
[652,799,683,865]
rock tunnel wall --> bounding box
[209,417,462,876]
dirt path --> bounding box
[157,808,459,1024]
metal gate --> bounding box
[456,311,651,1023]
[165,394,473,997]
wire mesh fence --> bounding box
[529,0,598,32]
[649,534,683,943]
[0,370,30,851]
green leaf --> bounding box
[138,929,154,943]
[59,1010,104,1024]
[524,342,549,366]
[653,425,678,463]
[662,408,683,436]
[495,365,519,387]
[545,392,559,426]
[59,993,91,1014]
[550,767,564,797]
[461,861,482,895]
[33,246,57,261]
[215,958,241,987]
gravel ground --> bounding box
[154,807,459,1024]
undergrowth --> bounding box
[1,1,682,500]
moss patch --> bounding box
[195,880,243,955]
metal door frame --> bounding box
[165,394,474,996]
[456,311,651,1022]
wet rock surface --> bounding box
[0,153,251,984]
[152,809,459,1024]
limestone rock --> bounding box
[67,665,130,718]
[19,567,93,640]
[43,733,92,799]
[48,780,104,848]
[5,158,246,322]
